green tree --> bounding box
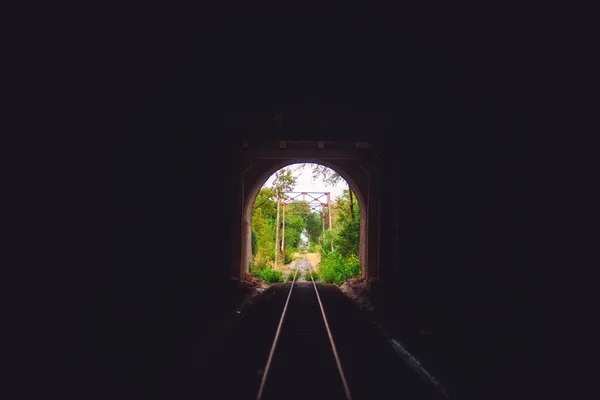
[296,163,356,219]
[302,211,323,245]
[272,168,296,200]
[334,218,360,257]
[251,167,307,272]
[333,189,360,222]
[251,229,259,256]
[253,187,276,211]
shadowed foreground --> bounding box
[199,281,443,400]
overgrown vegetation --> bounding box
[250,267,284,284]
[318,252,360,285]
[250,164,361,286]
[287,270,299,281]
[304,271,319,281]
[314,188,362,285]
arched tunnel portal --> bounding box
[230,140,380,281]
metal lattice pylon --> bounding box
[274,192,333,268]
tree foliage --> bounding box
[251,168,306,272]
[302,212,323,245]
[251,164,361,286]
[297,163,356,220]
[251,229,258,257]
[334,218,360,257]
[272,168,296,200]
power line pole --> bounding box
[327,192,332,229]
[281,203,286,257]
[268,192,332,265]
[274,197,280,268]
[328,192,334,252]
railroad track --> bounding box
[203,256,445,400]
[257,260,352,400]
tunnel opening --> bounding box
[246,162,365,286]
[230,140,380,283]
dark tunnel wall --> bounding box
[49,6,564,400]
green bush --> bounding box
[287,270,299,281]
[334,218,360,257]
[304,271,319,281]
[251,229,259,257]
[251,267,284,284]
[320,230,336,257]
[318,251,360,285]
[283,246,295,264]
[254,253,269,269]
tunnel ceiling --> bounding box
[228,111,390,142]
[244,140,371,150]
[233,140,378,162]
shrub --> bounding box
[304,271,319,281]
[318,251,360,285]
[334,218,360,257]
[283,246,295,264]
[320,230,336,257]
[251,229,259,257]
[254,252,271,270]
[287,270,299,281]
[251,267,284,284]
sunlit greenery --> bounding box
[250,164,361,286]
[304,271,319,281]
[318,252,360,285]
[250,267,284,284]
[287,270,299,281]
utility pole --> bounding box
[327,192,332,229]
[281,203,286,258]
[327,192,334,252]
[274,197,280,268]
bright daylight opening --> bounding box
[249,163,361,285]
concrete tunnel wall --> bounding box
[236,158,370,279]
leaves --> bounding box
[272,168,296,200]
[318,251,360,285]
[251,164,360,286]
[251,268,284,284]
[294,163,343,187]
[251,229,259,256]
[334,218,360,257]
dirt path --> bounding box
[303,252,321,269]
[273,252,321,275]
[273,259,296,275]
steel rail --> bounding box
[256,266,300,400]
[307,263,353,400]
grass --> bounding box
[250,267,284,284]
[287,270,299,281]
[318,251,360,285]
[304,271,319,281]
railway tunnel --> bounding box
[234,141,374,281]
[82,118,536,399]
[62,9,549,400]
